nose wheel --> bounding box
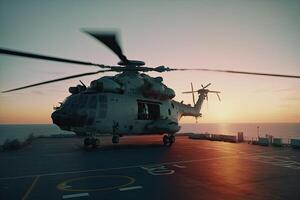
[163,134,175,146]
[84,137,100,148]
[112,135,120,144]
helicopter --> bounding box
[1,30,299,148]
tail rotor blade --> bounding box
[191,82,195,106]
[216,93,221,101]
[209,90,221,93]
[204,83,211,89]
[206,95,209,110]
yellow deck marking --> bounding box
[21,175,40,200]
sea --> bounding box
[0,123,299,145]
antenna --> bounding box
[79,80,86,87]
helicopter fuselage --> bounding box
[52,92,176,135]
[51,73,205,137]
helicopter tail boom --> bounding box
[173,92,205,119]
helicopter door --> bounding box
[137,101,160,120]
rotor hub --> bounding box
[118,60,145,66]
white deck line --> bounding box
[0,151,276,181]
[0,155,237,180]
[173,164,186,168]
[119,186,143,191]
[62,193,89,199]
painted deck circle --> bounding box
[57,175,135,192]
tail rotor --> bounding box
[182,83,221,123]
[182,83,221,102]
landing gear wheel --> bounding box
[91,138,100,148]
[84,137,91,147]
[112,135,120,144]
[163,135,171,146]
[170,135,176,144]
[84,137,99,148]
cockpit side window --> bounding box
[71,96,79,108]
[62,97,71,110]
[79,95,88,108]
[88,95,97,109]
[85,95,97,125]
[63,95,79,110]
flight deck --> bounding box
[0,135,300,200]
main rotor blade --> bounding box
[208,90,221,93]
[83,31,129,64]
[0,48,109,69]
[172,68,300,79]
[150,66,300,79]
[172,68,300,78]
[2,70,111,93]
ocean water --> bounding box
[0,123,299,145]
[0,124,71,145]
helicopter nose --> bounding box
[51,110,87,127]
[51,110,71,127]
[51,110,65,126]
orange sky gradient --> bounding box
[0,0,300,124]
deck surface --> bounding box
[0,135,300,200]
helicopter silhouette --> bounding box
[0,30,299,148]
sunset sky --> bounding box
[0,0,300,124]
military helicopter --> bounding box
[1,30,299,148]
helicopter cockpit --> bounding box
[51,93,100,130]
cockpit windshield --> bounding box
[61,95,79,110]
